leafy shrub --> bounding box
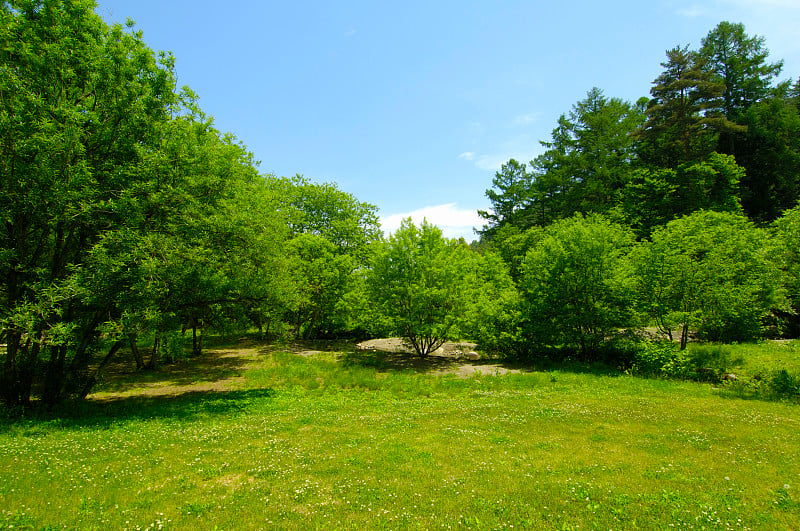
[628,341,683,377]
[159,331,188,364]
[684,344,742,382]
[520,214,637,356]
[769,369,800,399]
[627,341,740,382]
[722,368,800,402]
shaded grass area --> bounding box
[1,342,800,529]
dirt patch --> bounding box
[357,337,478,357]
[354,338,521,377]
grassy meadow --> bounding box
[2,340,800,530]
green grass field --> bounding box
[2,341,800,529]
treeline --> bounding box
[471,21,800,355]
[1,3,799,407]
[479,21,799,235]
[0,1,389,406]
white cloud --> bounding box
[513,112,540,126]
[458,151,475,161]
[380,203,485,241]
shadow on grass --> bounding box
[93,343,264,394]
[0,387,277,430]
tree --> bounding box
[619,152,743,237]
[478,159,534,237]
[268,176,382,339]
[286,233,356,339]
[773,207,800,336]
[369,219,498,356]
[527,88,643,224]
[635,211,783,348]
[519,214,637,356]
[638,46,741,167]
[0,1,289,404]
[268,175,381,263]
[699,21,783,121]
[0,0,180,405]
[734,94,800,221]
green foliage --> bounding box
[286,233,357,339]
[638,46,740,167]
[267,175,381,263]
[369,219,515,356]
[773,207,800,335]
[268,176,382,339]
[458,250,521,356]
[626,341,742,382]
[626,340,683,377]
[519,214,637,356]
[0,0,181,404]
[699,21,784,121]
[620,153,743,237]
[736,96,800,221]
[157,331,188,364]
[478,159,534,237]
[0,1,290,404]
[635,211,784,348]
[369,219,462,355]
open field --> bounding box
[2,340,800,529]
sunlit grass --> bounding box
[1,343,799,529]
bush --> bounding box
[159,331,189,364]
[628,341,683,377]
[769,369,800,399]
[520,214,637,356]
[627,341,741,382]
[685,344,742,382]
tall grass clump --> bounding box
[626,341,742,382]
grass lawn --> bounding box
[1,340,800,529]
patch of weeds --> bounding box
[182,500,214,516]
[773,485,799,510]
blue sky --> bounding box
[95,0,800,240]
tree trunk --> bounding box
[129,335,144,370]
[198,320,207,356]
[2,331,21,406]
[147,333,161,370]
[79,340,123,399]
[42,344,68,406]
[192,320,199,356]
[680,322,689,350]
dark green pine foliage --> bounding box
[699,21,783,122]
[478,159,535,238]
[480,88,642,240]
[695,22,796,221]
[639,46,741,168]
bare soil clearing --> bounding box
[355,337,523,377]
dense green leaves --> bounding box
[699,21,783,121]
[635,211,784,348]
[520,214,637,356]
[0,1,292,404]
[369,219,516,356]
